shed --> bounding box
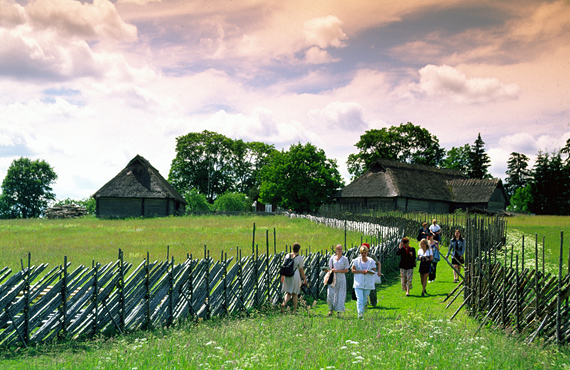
[333,159,509,213]
[93,155,187,218]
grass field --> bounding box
[2,214,570,368]
[0,215,368,273]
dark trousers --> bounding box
[429,262,438,281]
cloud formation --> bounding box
[415,64,521,104]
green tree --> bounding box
[168,131,275,203]
[441,144,471,176]
[213,192,250,212]
[504,152,530,197]
[507,185,532,213]
[468,133,491,179]
[0,157,58,218]
[259,142,344,213]
[183,188,212,213]
[347,122,445,178]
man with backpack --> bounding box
[280,242,307,313]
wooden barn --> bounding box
[333,159,509,213]
[93,155,187,218]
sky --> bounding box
[1,0,569,201]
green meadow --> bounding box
[1,214,570,369]
[0,215,367,273]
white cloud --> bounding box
[26,0,137,41]
[415,64,521,104]
[303,15,348,49]
[304,46,337,64]
[308,102,367,131]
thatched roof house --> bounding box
[333,159,509,213]
[93,155,187,218]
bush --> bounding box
[213,192,250,212]
[184,189,213,213]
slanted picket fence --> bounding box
[0,218,406,348]
[444,214,570,345]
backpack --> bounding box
[280,254,296,277]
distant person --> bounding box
[281,242,308,313]
[351,245,377,319]
[427,232,440,283]
[417,222,430,242]
[362,243,381,307]
[417,238,433,297]
[396,237,416,296]
[325,244,350,317]
[447,230,465,283]
[429,219,441,242]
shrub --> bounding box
[213,192,250,212]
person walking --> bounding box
[396,237,416,296]
[325,244,350,317]
[447,230,466,283]
[362,243,381,307]
[417,222,430,242]
[429,219,441,242]
[351,245,377,319]
[417,239,433,297]
[281,242,308,313]
[427,232,440,283]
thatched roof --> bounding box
[334,159,465,202]
[448,178,507,204]
[93,155,187,204]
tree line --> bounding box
[0,123,568,218]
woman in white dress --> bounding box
[325,244,349,316]
[351,245,377,319]
[281,242,307,313]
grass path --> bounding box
[3,256,570,369]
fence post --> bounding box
[535,234,539,321]
[24,253,31,346]
[557,231,564,344]
[93,261,99,336]
[119,249,125,332]
[168,256,174,327]
[223,251,228,316]
[62,256,68,337]
[266,230,270,305]
[205,246,210,319]
[145,252,151,329]
[515,254,524,333]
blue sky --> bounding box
[1,0,569,200]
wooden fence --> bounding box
[0,218,407,349]
[445,214,570,345]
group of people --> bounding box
[279,219,466,318]
[398,220,466,298]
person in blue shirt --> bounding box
[447,229,465,283]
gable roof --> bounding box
[334,159,465,202]
[448,178,508,204]
[93,155,188,204]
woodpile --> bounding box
[45,204,88,219]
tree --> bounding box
[183,188,212,213]
[504,152,530,197]
[468,133,491,179]
[168,131,275,203]
[529,151,570,215]
[0,157,58,218]
[441,144,471,176]
[259,142,344,213]
[507,185,532,213]
[347,122,445,178]
[213,192,250,212]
